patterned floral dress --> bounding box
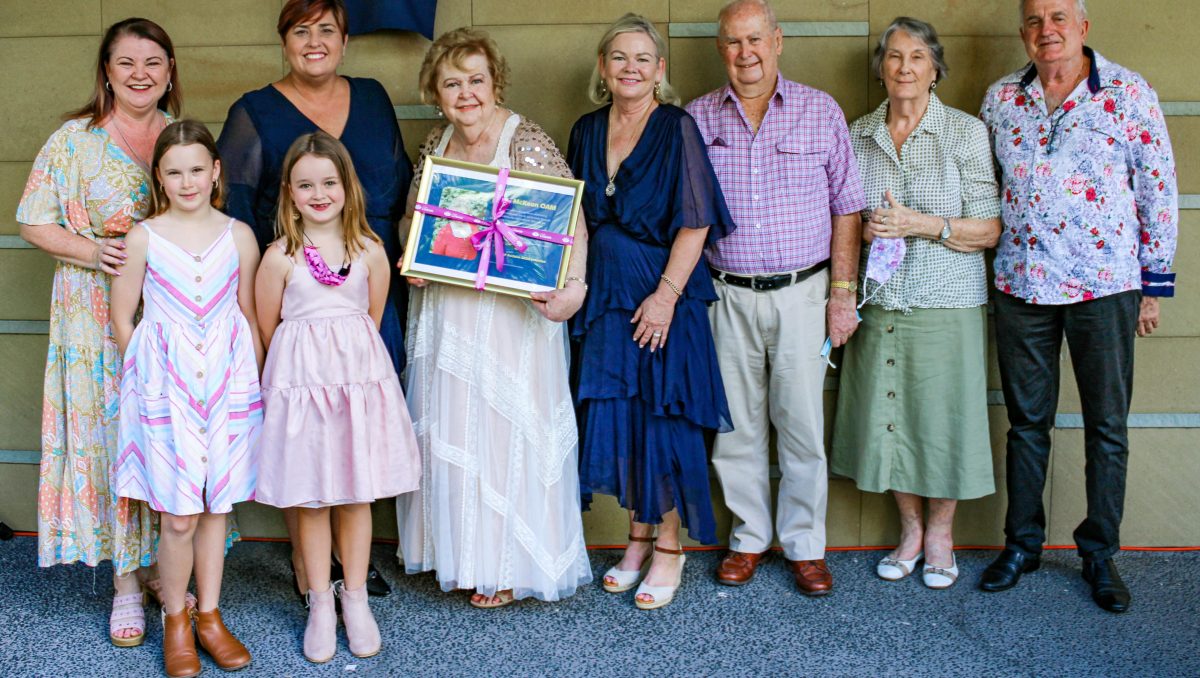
[16,118,159,574]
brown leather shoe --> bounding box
[195,608,252,671]
[715,550,767,586]
[162,609,201,678]
[787,558,833,596]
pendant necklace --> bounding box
[605,101,655,197]
[111,115,159,172]
[303,236,351,286]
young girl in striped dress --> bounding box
[111,120,263,678]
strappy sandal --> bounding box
[634,544,686,610]
[468,589,516,609]
[602,534,654,593]
[109,591,147,647]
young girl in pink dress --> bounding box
[111,120,263,678]
[254,131,420,664]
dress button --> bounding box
[886,325,895,333]
[201,456,208,463]
[196,370,204,378]
[198,399,206,407]
[887,391,896,399]
[886,359,895,366]
[194,314,202,322]
[193,255,202,262]
[887,424,896,432]
[199,427,207,434]
[194,295,202,302]
[195,343,203,350]
[194,275,202,283]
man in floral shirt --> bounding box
[977,0,1177,613]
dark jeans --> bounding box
[993,290,1140,560]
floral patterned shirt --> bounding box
[980,48,1177,303]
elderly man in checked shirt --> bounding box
[976,0,1177,614]
[686,0,866,595]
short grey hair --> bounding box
[871,17,948,83]
[1019,0,1087,23]
[717,0,779,33]
[588,13,680,106]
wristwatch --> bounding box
[830,280,858,293]
[939,217,952,242]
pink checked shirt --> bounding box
[687,77,866,275]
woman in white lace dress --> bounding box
[395,27,592,607]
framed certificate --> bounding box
[400,156,583,298]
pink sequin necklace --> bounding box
[303,236,351,286]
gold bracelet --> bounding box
[830,279,858,293]
[660,274,682,297]
[566,275,588,291]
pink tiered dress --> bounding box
[256,244,420,507]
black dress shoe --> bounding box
[1082,559,1131,613]
[979,548,1041,592]
[365,560,392,597]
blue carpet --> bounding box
[0,537,1197,676]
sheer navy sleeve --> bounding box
[216,99,265,241]
[672,114,736,245]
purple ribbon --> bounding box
[414,168,575,290]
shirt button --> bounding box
[887,424,896,432]
[887,391,896,399]
[755,223,761,229]
[195,275,202,283]
[752,195,760,201]
[886,325,895,333]
[752,168,759,175]
[886,359,896,366]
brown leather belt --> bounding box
[711,260,829,292]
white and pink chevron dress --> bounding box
[115,219,263,516]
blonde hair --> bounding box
[588,14,680,106]
[418,27,510,106]
[275,131,380,257]
[148,120,224,218]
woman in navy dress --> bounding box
[568,14,735,610]
[215,0,410,601]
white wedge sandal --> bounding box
[634,544,686,610]
[602,534,654,593]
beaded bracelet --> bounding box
[660,274,682,297]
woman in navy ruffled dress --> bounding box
[567,14,735,610]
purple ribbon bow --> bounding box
[414,168,574,290]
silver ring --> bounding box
[881,216,888,224]
[652,331,662,337]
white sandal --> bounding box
[634,545,685,610]
[877,551,923,581]
[922,555,959,589]
[602,534,653,593]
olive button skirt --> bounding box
[830,305,995,500]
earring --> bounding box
[435,107,443,117]
[930,81,938,90]
[599,81,608,96]
[877,79,884,88]
[105,81,112,92]
[167,81,173,92]
[654,83,662,100]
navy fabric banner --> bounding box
[345,0,437,40]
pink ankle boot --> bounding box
[337,581,381,658]
[304,586,337,663]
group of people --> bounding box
[16,0,1178,674]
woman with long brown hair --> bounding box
[17,18,182,646]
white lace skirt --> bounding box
[396,283,592,601]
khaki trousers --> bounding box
[709,270,829,560]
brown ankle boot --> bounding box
[194,608,251,671]
[162,609,200,678]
